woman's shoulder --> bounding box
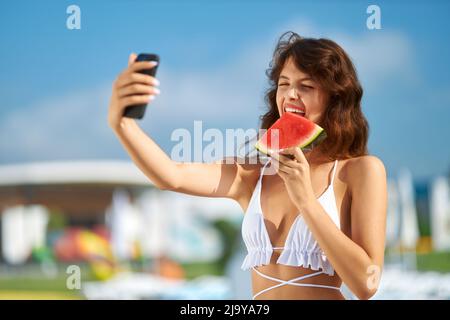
[216,155,267,202]
[216,155,266,178]
[341,155,387,191]
[343,155,386,173]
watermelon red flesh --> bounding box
[255,112,326,155]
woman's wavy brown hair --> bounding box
[260,31,369,161]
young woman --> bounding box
[107,31,387,300]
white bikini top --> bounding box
[241,157,340,276]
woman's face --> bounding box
[276,56,329,124]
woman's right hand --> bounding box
[108,53,161,131]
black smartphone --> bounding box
[123,53,160,119]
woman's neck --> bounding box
[304,148,331,167]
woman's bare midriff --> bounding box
[251,252,345,300]
[240,156,353,300]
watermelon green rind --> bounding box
[297,126,324,148]
[301,130,327,151]
[254,140,269,154]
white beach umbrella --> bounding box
[430,176,450,251]
[386,179,401,248]
[398,168,420,250]
[107,188,141,261]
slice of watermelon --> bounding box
[255,112,327,155]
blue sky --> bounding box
[1,0,449,181]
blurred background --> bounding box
[1,0,450,299]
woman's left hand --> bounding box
[268,147,316,209]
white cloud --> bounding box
[332,31,419,91]
[272,18,419,91]
[0,84,113,162]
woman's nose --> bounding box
[287,87,299,99]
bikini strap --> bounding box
[251,267,341,299]
[259,158,272,180]
[330,160,338,186]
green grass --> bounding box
[180,261,223,279]
[0,291,82,300]
[0,260,224,299]
[0,263,97,299]
[0,262,222,300]
[0,276,84,300]
[0,275,84,292]
[416,251,450,273]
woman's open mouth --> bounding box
[283,104,306,117]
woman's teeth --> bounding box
[285,107,305,115]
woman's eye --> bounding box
[277,83,313,89]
